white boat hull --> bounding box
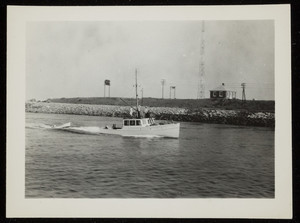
[99,123,180,138]
[62,123,180,138]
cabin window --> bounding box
[124,120,129,126]
[136,120,141,126]
[219,91,223,97]
[130,120,135,126]
[213,91,217,97]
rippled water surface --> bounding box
[26,112,274,198]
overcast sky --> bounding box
[26,20,274,100]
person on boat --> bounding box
[137,105,143,119]
[145,107,151,118]
[129,107,133,117]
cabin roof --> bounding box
[210,83,236,92]
[123,118,150,121]
[212,85,226,91]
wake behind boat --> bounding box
[53,122,71,129]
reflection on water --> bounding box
[25,112,274,198]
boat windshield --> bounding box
[124,119,142,126]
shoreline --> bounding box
[26,102,275,127]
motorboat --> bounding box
[54,69,180,138]
[99,117,180,138]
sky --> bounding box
[26,20,274,100]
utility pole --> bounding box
[241,83,246,102]
[174,87,176,99]
[161,79,166,99]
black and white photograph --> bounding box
[7,5,292,218]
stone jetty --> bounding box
[26,102,274,127]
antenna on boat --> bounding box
[135,69,138,109]
[119,69,140,117]
[135,69,140,118]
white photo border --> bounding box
[7,5,292,218]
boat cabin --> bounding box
[123,118,155,127]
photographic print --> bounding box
[25,20,275,198]
[7,5,292,218]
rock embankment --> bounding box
[26,102,274,127]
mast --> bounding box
[135,69,139,114]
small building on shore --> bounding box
[210,83,236,99]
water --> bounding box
[26,112,274,198]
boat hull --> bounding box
[98,123,180,138]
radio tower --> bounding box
[197,21,205,99]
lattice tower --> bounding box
[197,21,205,99]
